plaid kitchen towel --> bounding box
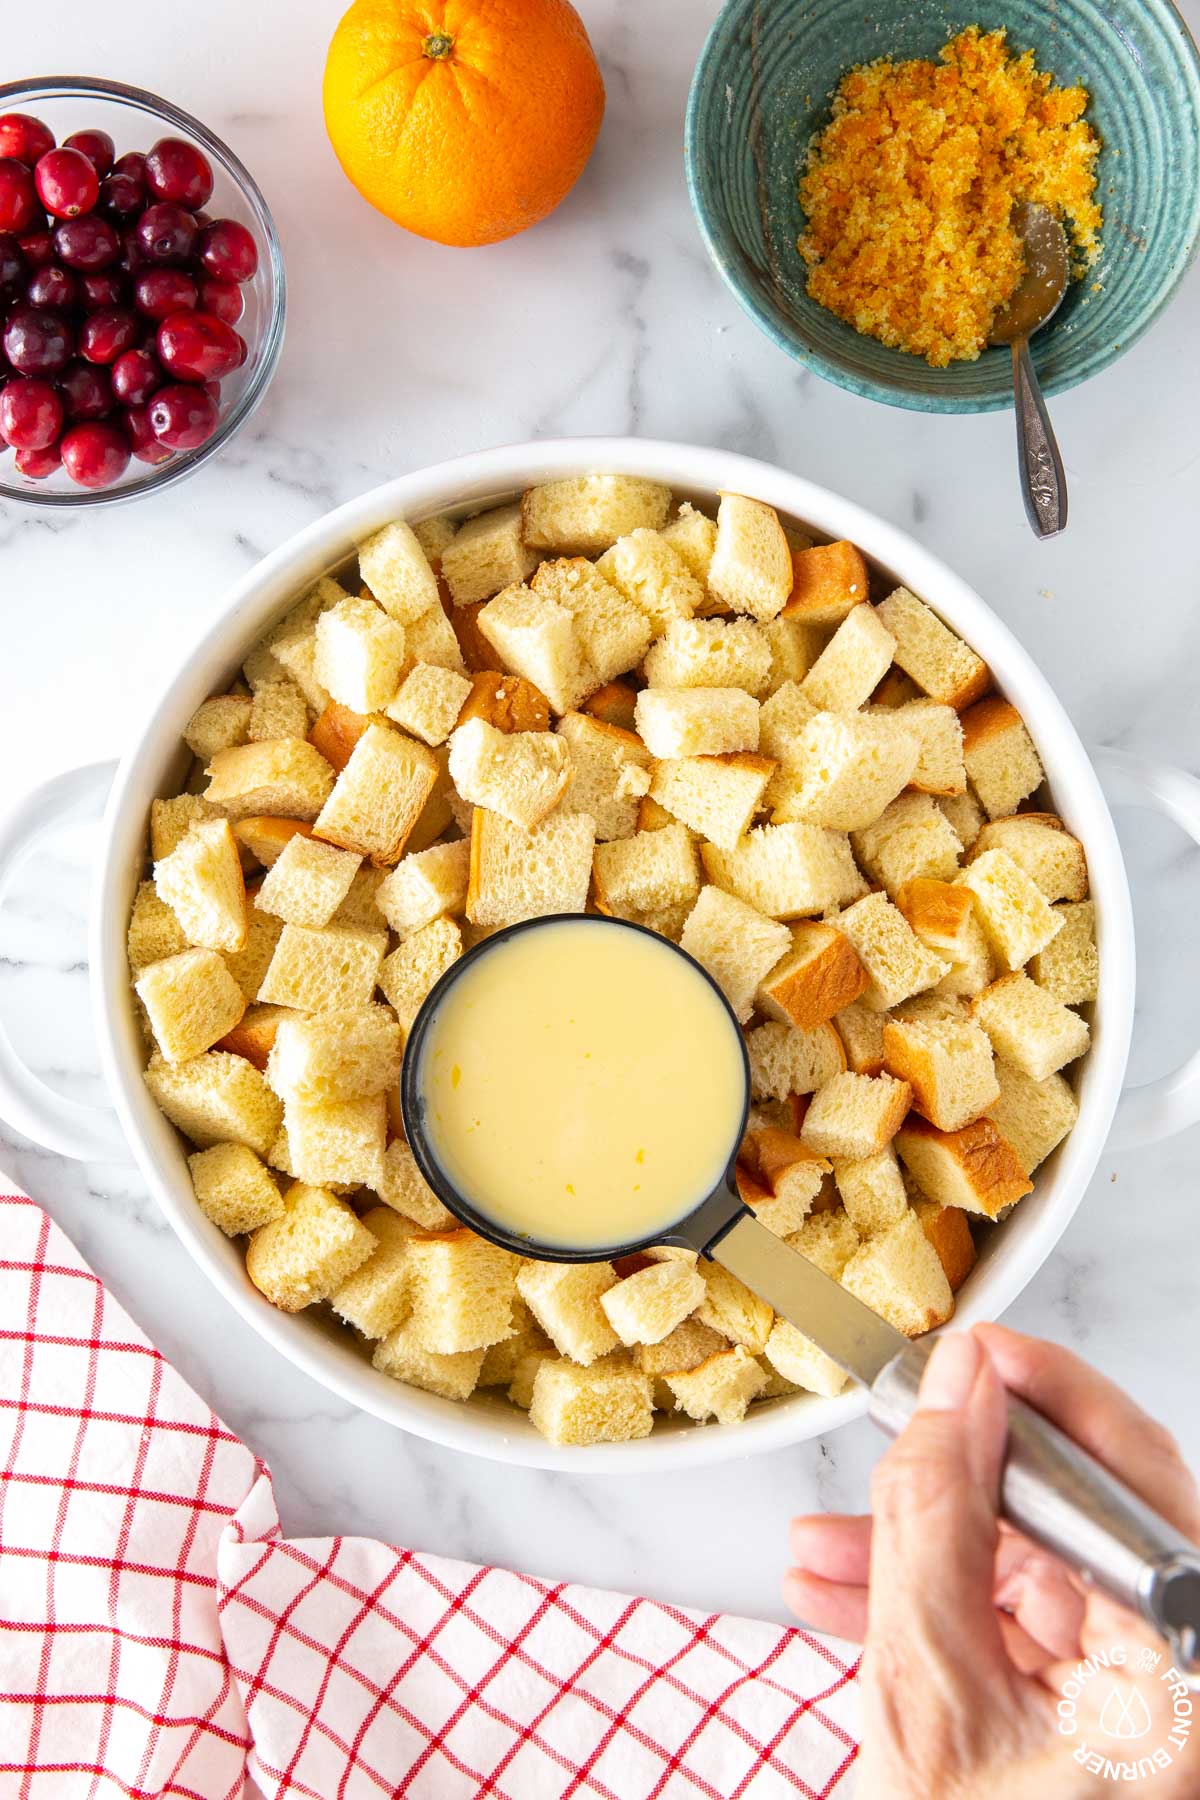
[0,1187,861,1798]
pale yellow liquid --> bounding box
[417,921,748,1251]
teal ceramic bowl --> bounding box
[685,0,1200,411]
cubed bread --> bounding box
[696,1263,773,1353]
[593,822,700,917]
[516,1261,621,1365]
[895,1115,1032,1218]
[254,833,362,928]
[582,680,638,732]
[458,669,552,735]
[266,1004,402,1105]
[205,739,335,823]
[1030,901,1098,1006]
[800,1071,912,1161]
[357,519,441,623]
[385,662,473,746]
[448,599,496,674]
[746,1020,846,1101]
[739,1127,829,1233]
[911,1199,977,1293]
[313,594,406,713]
[331,1206,416,1339]
[770,718,917,840]
[154,818,247,952]
[232,816,314,870]
[832,1146,908,1238]
[216,1002,293,1071]
[404,596,468,674]
[594,530,704,635]
[184,694,251,761]
[649,753,775,851]
[441,502,538,605]
[136,948,247,1065]
[970,814,1087,903]
[634,688,759,759]
[600,1261,706,1347]
[800,605,895,712]
[762,1322,848,1397]
[897,700,966,795]
[702,821,866,919]
[896,878,977,959]
[833,1000,886,1075]
[313,722,439,864]
[850,792,963,896]
[242,579,339,692]
[781,540,869,629]
[756,920,868,1030]
[467,808,596,928]
[478,1296,552,1389]
[787,1206,861,1279]
[532,556,654,682]
[478,583,594,715]
[679,886,791,1025]
[376,1139,456,1231]
[956,848,1062,971]
[376,841,470,937]
[127,879,188,971]
[405,1230,517,1354]
[882,1015,999,1132]
[448,717,571,829]
[972,971,1090,1081]
[759,681,819,761]
[378,916,462,1028]
[307,701,371,774]
[664,1346,767,1425]
[960,699,1044,819]
[659,501,718,586]
[283,1092,387,1188]
[876,669,929,710]
[835,892,950,1011]
[762,616,824,692]
[248,679,309,744]
[985,1060,1079,1175]
[642,618,771,695]
[221,906,285,1004]
[875,587,990,709]
[937,788,986,850]
[634,1317,728,1376]
[412,512,458,566]
[707,494,792,620]
[508,1348,559,1410]
[528,1354,655,1445]
[373,1320,484,1401]
[840,1210,955,1337]
[269,624,332,716]
[521,475,671,554]
[554,712,651,842]
[246,1181,376,1312]
[151,793,219,862]
[188,1142,284,1236]
[258,922,386,1012]
[330,865,388,930]
[934,910,997,1001]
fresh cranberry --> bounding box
[16,228,52,268]
[14,440,62,478]
[136,202,198,265]
[0,159,37,233]
[124,403,172,464]
[197,276,242,325]
[59,359,112,419]
[79,270,122,309]
[79,306,138,365]
[0,375,63,449]
[60,419,130,487]
[144,137,213,210]
[27,263,77,310]
[100,151,146,220]
[35,147,100,220]
[0,233,23,291]
[53,214,119,270]
[0,114,55,168]
[3,304,72,375]
[148,381,217,450]
[63,129,115,177]
[110,346,161,406]
[133,267,196,319]
[232,330,248,368]
[196,218,257,283]
[119,226,146,274]
[157,309,240,382]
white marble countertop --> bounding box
[2,0,1199,1632]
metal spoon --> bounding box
[989,200,1070,538]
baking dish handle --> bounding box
[0,761,130,1163]
[1094,747,1200,1152]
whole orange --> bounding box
[323,0,606,248]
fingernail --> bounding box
[919,1333,980,1412]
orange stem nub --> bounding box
[422,32,455,60]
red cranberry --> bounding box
[125,403,172,464]
[27,263,77,310]
[136,202,198,265]
[35,147,100,220]
[17,228,52,268]
[196,218,257,283]
[157,309,241,382]
[0,375,63,449]
[100,151,146,220]
[0,114,55,168]
[119,226,146,274]
[197,276,242,325]
[148,382,217,450]
[59,359,112,419]
[0,233,23,290]
[79,306,138,365]
[144,137,213,210]
[133,267,197,319]
[79,270,122,309]
[15,440,62,478]
[232,330,248,368]
[110,346,161,406]
[63,129,115,177]
[53,214,120,270]
[0,159,38,233]
[61,420,130,487]
[3,304,72,375]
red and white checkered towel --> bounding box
[0,1187,861,1798]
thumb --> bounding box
[865,1331,1011,1674]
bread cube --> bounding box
[961,698,1046,823]
[985,1060,1079,1175]
[972,971,1089,1081]
[405,1230,517,1354]
[313,722,439,864]
[897,699,966,795]
[458,670,552,735]
[150,794,218,861]
[896,878,976,959]
[467,808,595,928]
[769,712,919,832]
[405,748,458,854]
[956,848,1062,971]
[851,792,963,895]
[532,556,653,683]
[801,1071,911,1161]
[801,605,895,712]
[268,624,332,716]
[266,1004,402,1105]
[184,694,251,761]
[517,1261,621,1365]
[875,587,990,710]
[331,1206,415,1339]
[635,688,759,758]
[478,1296,552,1389]
[374,841,470,938]
[835,892,950,1011]
[477,583,593,715]
[254,833,362,928]
[934,909,996,1001]
[1030,900,1098,1006]
[787,1206,861,1279]
[763,1322,848,1397]
[659,501,718,586]
[882,1015,999,1132]
[373,1321,484,1401]
[405,597,467,674]
[246,1181,376,1312]
[895,1115,1032,1219]
[697,1263,773,1353]
[593,822,700,916]
[375,1139,456,1231]
[665,1346,767,1425]
[593,530,703,636]
[971,813,1087,903]
[707,493,792,621]
[912,1199,977,1293]
[702,821,866,920]
[205,739,335,825]
[782,540,869,629]
[216,1002,293,1071]
[937,788,986,851]
[840,1210,955,1337]
[759,681,819,761]
[258,922,386,1012]
[188,1142,284,1237]
[378,916,462,1028]
[154,818,247,953]
[233,816,314,870]
[248,680,309,744]
[505,1347,557,1409]
[581,680,638,732]
[284,1092,386,1188]
[833,1000,886,1076]
[747,1020,846,1101]
[306,702,370,775]
[756,920,868,1030]
[136,949,247,1065]
[529,1354,655,1445]
[441,503,538,605]
[358,519,440,623]
[833,1146,908,1238]
[330,865,388,930]
[241,580,339,692]
[221,906,285,1004]
[649,753,774,852]
[522,475,671,554]
[448,717,571,830]
[679,885,791,1025]
[642,618,772,694]
[635,1317,728,1376]
[127,880,188,972]
[412,513,456,565]
[448,599,497,675]
[385,662,472,746]
[739,1128,829,1234]
[555,712,652,842]
[600,1261,706,1347]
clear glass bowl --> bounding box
[0,75,285,506]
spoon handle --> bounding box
[1011,337,1067,537]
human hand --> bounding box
[785,1325,1200,1798]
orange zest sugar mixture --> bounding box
[798,27,1102,367]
